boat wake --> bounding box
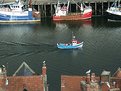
[0,41,58,59]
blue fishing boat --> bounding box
[0,0,40,23]
[57,36,83,49]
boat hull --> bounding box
[0,15,34,20]
[53,11,92,21]
[57,42,83,49]
[0,19,40,24]
[0,3,41,23]
[0,11,40,23]
[107,12,121,21]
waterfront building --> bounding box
[0,61,48,91]
[61,68,121,91]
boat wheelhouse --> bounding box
[0,0,40,23]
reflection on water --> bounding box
[0,17,121,91]
[54,19,92,30]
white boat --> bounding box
[106,0,121,21]
[0,0,40,23]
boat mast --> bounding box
[55,1,60,12]
[28,0,32,8]
[118,0,120,7]
[72,32,75,42]
[67,1,70,13]
[71,0,82,9]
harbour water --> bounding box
[0,17,121,91]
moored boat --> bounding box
[0,0,40,23]
[106,0,121,21]
[53,0,92,21]
[57,36,83,49]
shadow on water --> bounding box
[92,16,121,28]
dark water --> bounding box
[0,17,121,91]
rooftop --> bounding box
[0,76,43,91]
[0,61,48,91]
[61,68,121,91]
[113,67,121,78]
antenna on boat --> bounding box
[73,36,75,39]
[72,32,76,41]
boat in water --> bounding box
[53,0,92,21]
[106,0,121,21]
[0,0,40,23]
[57,36,83,49]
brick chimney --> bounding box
[42,61,47,76]
[42,61,48,91]
[0,65,7,77]
[101,83,109,91]
[86,84,90,91]
[86,74,91,84]
[101,70,110,83]
[91,73,96,82]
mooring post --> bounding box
[44,4,46,17]
[108,1,110,8]
[50,3,53,17]
[41,5,44,17]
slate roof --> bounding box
[13,62,35,76]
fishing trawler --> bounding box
[53,1,92,21]
[106,0,121,21]
[0,0,40,23]
[57,36,83,49]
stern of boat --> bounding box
[81,8,92,19]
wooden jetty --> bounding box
[0,0,115,17]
